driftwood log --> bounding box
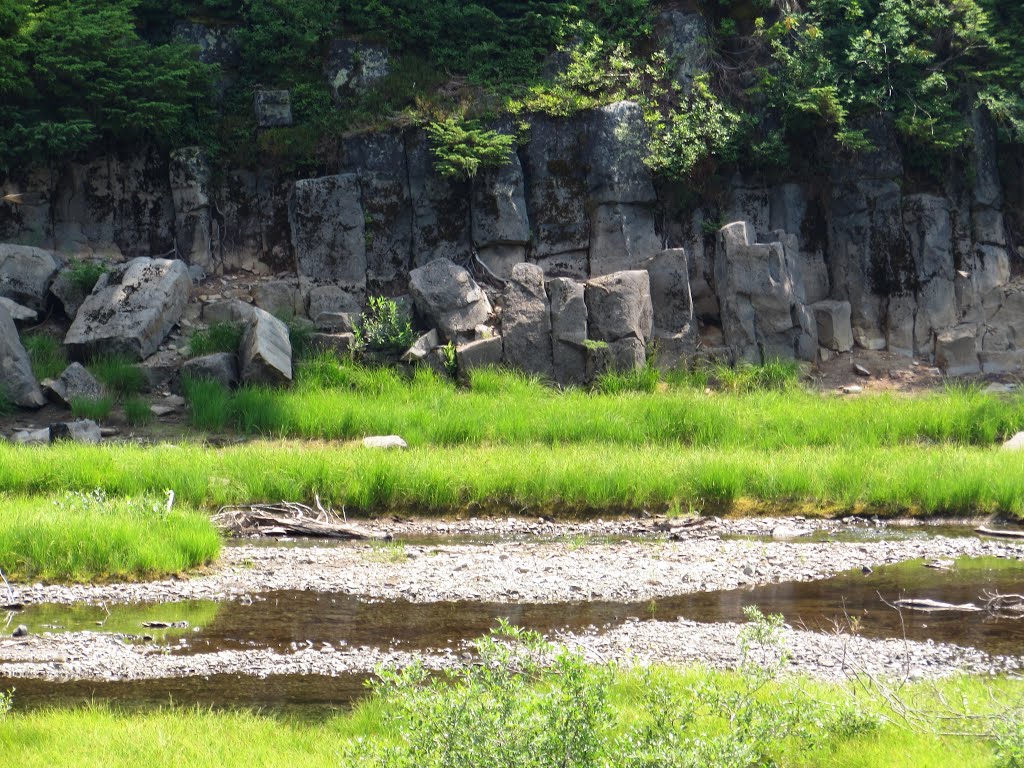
[213,499,384,540]
[975,526,1024,540]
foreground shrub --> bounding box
[354,296,415,355]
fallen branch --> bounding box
[975,526,1024,540]
[213,502,384,540]
[891,598,982,613]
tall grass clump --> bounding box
[70,395,114,421]
[0,491,220,582]
[188,322,244,357]
[65,259,108,294]
[21,332,67,381]
[183,376,233,432]
[595,363,661,394]
[123,396,153,426]
[89,353,146,397]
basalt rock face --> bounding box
[3,83,1024,379]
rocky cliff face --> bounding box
[1,86,1022,381]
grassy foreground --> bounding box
[2,441,1024,517]
[0,662,1019,768]
[0,492,220,583]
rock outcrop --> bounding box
[0,244,58,310]
[239,308,292,385]
[409,258,491,341]
[501,263,554,377]
[585,270,654,371]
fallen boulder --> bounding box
[42,363,104,408]
[49,419,102,444]
[584,270,653,371]
[363,435,408,449]
[239,307,292,385]
[0,297,37,324]
[64,258,191,361]
[409,258,492,341]
[0,244,58,310]
[501,263,553,378]
[181,352,239,390]
[0,304,45,407]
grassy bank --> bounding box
[0,663,1019,768]
[2,441,1024,517]
[0,493,220,583]
[184,363,1024,449]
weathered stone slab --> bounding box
[812,301,854,353]
[0,303,44,407]
[64,258,191,361]
[457,336,503,375]
[239,307,292,385]
[50,419,101,444]
[547,277,588,386]
[502,263,553,377]
[363,435,407,449]
[254,89,292,128]
[253,280,302,320]
[401,329,440,364]
[585,270,653,371]
[0,297,37,324]
[935,325,980,376]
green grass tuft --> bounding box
[188,323,244,358]
[89,353,146,397]
[21,333,67,381]
[69,395,113,421]
[123,397,153,426]
[183,377,233,432]
[595,363,661,394]
[64,259,108,294]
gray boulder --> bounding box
[501,263,554,378]
[42,363,104,408]
[253,280,302,320]
[0,244,58,310]
[936,326,980,376]
[307,285,361,326]
[49,268,91,320]
[457,335,503,375]
[643,249,695,337]
[308,332,355,357]
[12,427,50,445]
[182,352,238,390]
[585,270,654,371]
[202,298,256,325]
[401,329,440,364]
[64,258,191,361]
[0,296,37,324]
[50,419,101,444]
[288,175,366,291]
[408,258,492,341]
[240,307,292,385]
[589,203,661,276]
[254,89,292,128]
[813,301,854,353]
[0,304,44,407]
[547,277,588,386]
[363,435,408,450]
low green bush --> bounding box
[354,296,415,355]
[64,260,108,294]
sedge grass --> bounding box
[21,332,67,381]
[187,360,1024,449]
[1,441,1022,517]
[0,493,220,582]
[0,670,1016,768]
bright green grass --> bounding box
[189,361,1024,449]
[0,493,221,582]
[88,353,146,397]
[1,441,1023,517]
[0,671,1016,768]
[21,333,67,381]
[188,322,244,358]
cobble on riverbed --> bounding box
[13,518,1024,607]
[3,518,1023,684]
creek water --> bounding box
[3,554,1022,712]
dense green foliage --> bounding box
[2,0,1023,181]
[353,296,416,354]
[0,0,212,172]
